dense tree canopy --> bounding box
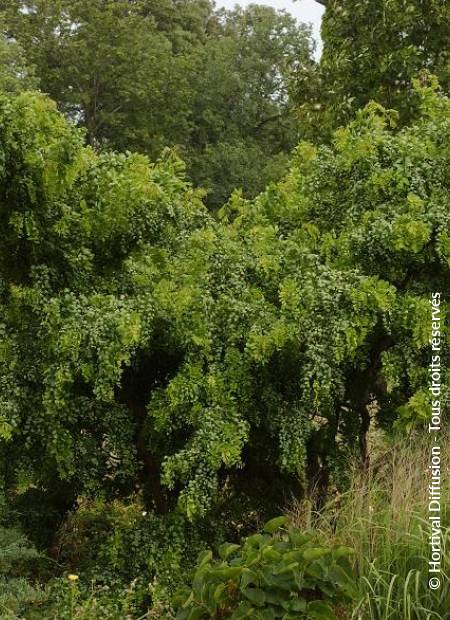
[304,0,450,136]
[186,4,314,206]
[1,0,207,152]
[1,0,314,207]
[1,87,448,527]
[1,2,450,616]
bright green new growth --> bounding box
[0,85,449,527]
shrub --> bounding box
[0,524,46,618]
[173,516,357,619]
[52,498,211,613]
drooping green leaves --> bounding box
[0,85,449,525]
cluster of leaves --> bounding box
[174,516,356,619]
[281,86,450,435]
[0,91,207,514]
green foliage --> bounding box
[0,33,38,94]
[294,430,450,620]
[295,0,450,139]
[184,4,315,207]
[43,576,142,620]
[0,524,46,618]
[0,86,449,527]
[55,499,209,606]
[1,0,200,154]
[1,3,450,618]
[173,517,356,619]
[0,91,207,514]
[2,0,314,206]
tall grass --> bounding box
[290,428,450,620]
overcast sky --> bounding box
[216,0,325,56]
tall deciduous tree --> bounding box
[186,4,315,207]
[295,0,450,139]
[1,0,315,207]
[1,0,202,156]
[1,87,448,524]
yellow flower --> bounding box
[68,574,79,582]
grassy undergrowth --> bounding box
[291,428,450,620]
[1,428,448,619]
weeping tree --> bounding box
[0,87,449,531]
[0,92,209,528]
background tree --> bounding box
[1,0,315,207]
[1,0,202,155]
[295,0,450,139]
[186,4,314,207]
[0,33,38,93]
